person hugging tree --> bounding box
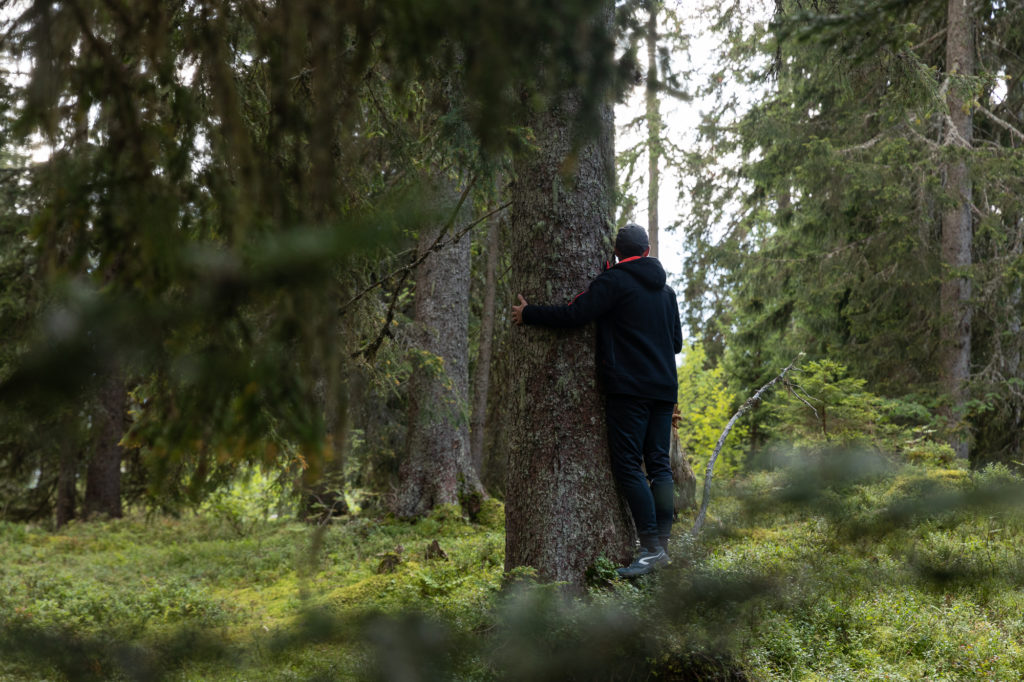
[512,223,683,577]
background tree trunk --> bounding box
[396,196,484,517]
[300,370,350,522]
[83,369,125,519]
[470,200,501,479]
[504,31,635,584]
[940,0,975,461]
[646,2,661,258]
[669,430,697,511]
[55,437,79,528]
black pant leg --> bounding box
[606,394,660,549]
[643,400,676,543]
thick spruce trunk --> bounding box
[470,206,501,478]
[396,201,484,517]
[83,369,125,519]
[505,89,635,584]
[940,0,974,461]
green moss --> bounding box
[475,498,505,530]
[3,469,1024,681]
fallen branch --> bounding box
[691,356,803,537]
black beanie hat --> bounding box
[615,223,649,257]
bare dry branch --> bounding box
[977,103,1024,143]
[909,27,946,53]
[785,380,825,436]
[691,356,804,537]
[340,190,509,315]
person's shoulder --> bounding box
[593,266,626,285]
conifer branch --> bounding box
[904,121,941,151]
[938,76,972,148]
[691,356,803,537]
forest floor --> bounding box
[2,460,1024,681]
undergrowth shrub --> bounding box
[200,467,294,536]
[677,342,748,476]
[767,360,956,466]
[4,474,1024,682]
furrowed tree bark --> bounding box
[396,191,485,517]
[470,198,501,478]
[646,1,661,258]
[83,368,125,519]
[940,0,974,461]
[505,13,634,583]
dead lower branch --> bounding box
[977,103,1024,144]
[340,193,509,316]
[691,355,805,538]
[346,197,512,360]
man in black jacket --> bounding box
[512,223,683,577]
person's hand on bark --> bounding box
[512,294,528,325]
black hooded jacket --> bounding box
[522,256,683,402]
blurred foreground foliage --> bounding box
[0,0,653,517]
[3,457,1024,680]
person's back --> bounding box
[593,256,681,402]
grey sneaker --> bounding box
[616,547,669,578]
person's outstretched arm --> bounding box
[512,275,616,328]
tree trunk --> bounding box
[504,18,635,584]
[301,371,350,522]
[56,437,79,528]
[396,194,485,517]
[470,198,501,478]
[669,430,697,511]
[646,2,661,258]
[1006,221,1023,462]
[940,0,974,461]
[482,321,512,496]
[83,368,125,519]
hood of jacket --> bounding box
[614,256,667,290]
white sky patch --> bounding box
[614,1,772,287]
